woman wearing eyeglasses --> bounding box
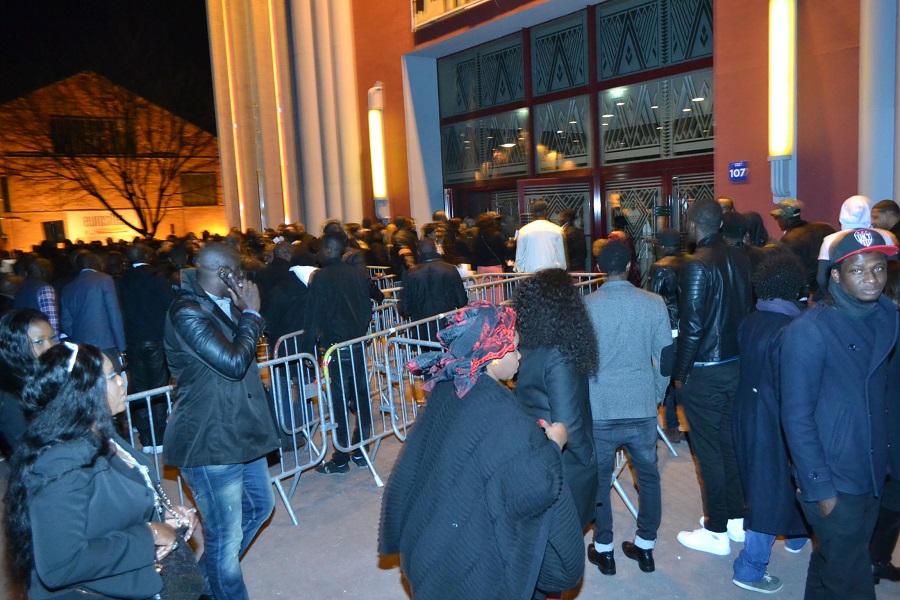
[5,342,199,599]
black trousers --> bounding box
[126,341,170,447]
[329,344,373,463]
[870,477,900,564]
[677,361,744,532]
[800,491,879,600]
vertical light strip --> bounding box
[221,0,247,230]
[768,0,796,157]
[368,83,388,201]
[267,0,292,223]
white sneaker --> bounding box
[678,527,731,556]
[727,518,746,543]
[698,516,745,543]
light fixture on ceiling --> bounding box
[501,142,516,148]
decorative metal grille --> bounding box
[535,96,591,173]
[598,0,660,80]
[671,172,714,233]
[670,69,713,156]
[532,12,588,96]
[666,0,713,64]
[522,182,592,230]
[600,67,711,164]
[521,182,593,269]
[438,35,524,118]
[597,0,712,81]
[606,177,663,284]
[600,81,664,163]
[441,108,529,184]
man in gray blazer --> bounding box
[585,240,672,576]
[60,252,127,364]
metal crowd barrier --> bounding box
[122,385,185,504]
[258,351,326,526]
[367,265,391,278]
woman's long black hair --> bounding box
[513,268,599,375]
[0,309,51,395]
[5,343,114,580]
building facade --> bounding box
[0,71,227,250]
[207,0,898,259]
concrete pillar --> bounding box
[402,55,444,230]
[859,0,897,202]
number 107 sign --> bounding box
[729,161,748,182]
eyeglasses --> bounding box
[105,370,128,389]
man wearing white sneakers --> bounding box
[671,198,753,556]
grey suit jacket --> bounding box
[61,269,127,352]
[585,280,672,421]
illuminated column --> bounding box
[859,0,897,202]
[206,0,300,230]
[768,0,797,203]
[368,82,389,220]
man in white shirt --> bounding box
[514,199,565,273]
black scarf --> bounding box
[829,280,879,319]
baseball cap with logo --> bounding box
[770,199,802,219]
[829,228,899,265]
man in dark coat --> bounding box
[731,253,809,594]
[307,234,374,474]
[117,243,174,453]
[60,252,127,363]
[770,199,836,296]
[782,228,898,600]
[400,238,468,341]
[559,208,587,272]
[164,242,278,600]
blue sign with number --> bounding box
[729,161,748,182]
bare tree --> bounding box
[0,71,218,239]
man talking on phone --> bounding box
[164,241,278,600]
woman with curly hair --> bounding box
[380,301,584,600]
[513,268,599,530]
[0,309,56,457]
[6,342,198,599]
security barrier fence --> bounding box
[123,270,655,526]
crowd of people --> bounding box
[0,195,898,599]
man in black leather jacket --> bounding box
[673,198,753,557]
[164,242,278,600]
[400,238,468,341]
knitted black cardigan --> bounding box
[379,377,584,599]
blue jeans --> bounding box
[733,530,808,581]
[593,417,661,545]
[180,457,275,600]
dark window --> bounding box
[0,176,10,213]
[180,173,218,207]
[50,116,136,156]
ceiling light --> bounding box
[602,113,614,118]
[682,108,691,112]
[501,142,516,148]
[692,97,705,102]
[616,101,625,106]
[556,130,564,134]
[650,105,658,109]
[569,120,577,124]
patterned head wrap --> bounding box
[406,300,517,398]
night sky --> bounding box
[0,0,217,134]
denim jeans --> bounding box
[593,417,661,545]
[180,457,275,600]
[733,530,809,582]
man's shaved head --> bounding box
[196,242,240,273]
